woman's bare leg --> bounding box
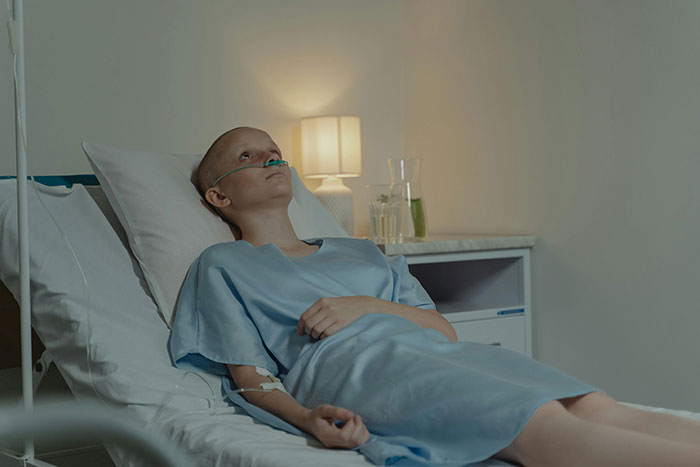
[561,392,700,447]
[494,400,700,467]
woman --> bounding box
[169,127,700,466]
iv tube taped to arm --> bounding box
[148,368,290,429]
[254,366,288,393]
[212,367,288,397]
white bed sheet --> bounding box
[140,403,700,467]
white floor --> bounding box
[0,366,116,467]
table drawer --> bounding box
[451,316,526,354]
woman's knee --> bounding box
[495,400,569,464]
[559,391,618,421]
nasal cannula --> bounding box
[211,159,289,188]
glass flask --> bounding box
[388,158,427,242]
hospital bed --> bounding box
[1,147,699,467]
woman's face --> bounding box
[205,127,293,216]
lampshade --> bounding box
[301,116,362,179]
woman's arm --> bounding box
[298,296,458,342]
[227,364,369,448]
[371,298,458,342]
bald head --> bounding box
[195,127,290,239]
[195,126,247,199]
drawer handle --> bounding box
[498,308,524,316]
[489,342,502,347]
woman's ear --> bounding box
[205,187,231,209]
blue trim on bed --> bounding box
[0,174,99,187]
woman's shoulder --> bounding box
[201,239,242,253]
[197,240,253,265]
[196,237,384,265]
[322,236,372,246]
[322,236,385,256]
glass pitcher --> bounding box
[388,158,427,242]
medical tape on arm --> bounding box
[255,366,288,394]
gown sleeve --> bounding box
[387,254,437,310]
[168,254,279,377]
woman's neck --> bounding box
[239,222,304,251]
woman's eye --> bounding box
[240,153,250,160]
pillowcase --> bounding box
[0,181,221,403]
[81,142,348,327]
[0,180,221,466]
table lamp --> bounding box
[301,116,362,235]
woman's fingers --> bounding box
[346,415,366,444]
[337,415,369,447]
[354,415,370,444]
[344,416,361,441]
[339,417,356,435]
[310,405,369,449]
[316,404,353,422]
[302,309,324,333]
[297,302,321,335]
[307,316,334,339]
[319,322,342,339]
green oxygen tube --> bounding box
[211,159,289,188]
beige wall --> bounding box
[0,0,405,237]
[1,1,698,409]
[405,0,700,409]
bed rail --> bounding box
[0,401,192,467]
[0,175,99,187]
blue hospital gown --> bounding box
[169,237,598,466]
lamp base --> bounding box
[313,176,354,236]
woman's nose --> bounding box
[264,152,280,164]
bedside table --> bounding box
[366,234,536,357]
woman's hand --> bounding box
[302,404,370,449]
[297,296,375,339]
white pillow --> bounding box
[0,181,218,405]
[81,142,348,327]
[0,180,223,466]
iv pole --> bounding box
[4,3,187,466]
[4,3,192,466]
[8,0,35,461]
